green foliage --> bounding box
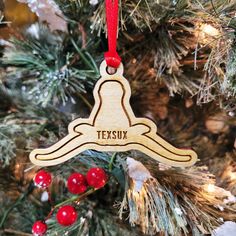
[54,0,94,24]
[1,0,236,235]
[0,124,18,167]
[0,85,69,167]
[46,206,137,236]
[2,24,99,107]
[223,46,236,97]
[220,45,236,111]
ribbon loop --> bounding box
[104,0,121,68]
[104,51,121,68]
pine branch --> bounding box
[0,182,34,229]
[2,229,31,236]
[119,157,236,236]
[2,24,99,107]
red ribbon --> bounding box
[104,0,121,68]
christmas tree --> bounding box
[1,0,236,235]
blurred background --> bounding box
[0,0,236,235]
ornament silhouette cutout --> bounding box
[30,61,198,167]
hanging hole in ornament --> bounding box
[99,60,124,77]
[106,66,117,75]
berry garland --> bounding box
[34,170,52,189]
[67,173,87,194]
[56,205,78,226]
[32,221,47,236]
[32,167,107,235]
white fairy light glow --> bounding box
[200,24,219,37]
[206,184,215,193]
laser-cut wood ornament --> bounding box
[30,61,198,167]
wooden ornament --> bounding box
[30,61,198,167]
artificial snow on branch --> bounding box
[2,24,99,107]
[119,157,236,236]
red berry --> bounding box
[32,221,47,236]
[86,167,107,189]
[56,205,77,226]
[67,173,87,194]
[34,170,52,188]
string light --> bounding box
[229,171,236,180]
[206,184,215,193]
[196,23,220,44]
[15,164,20,169]
[200,24,219,37]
